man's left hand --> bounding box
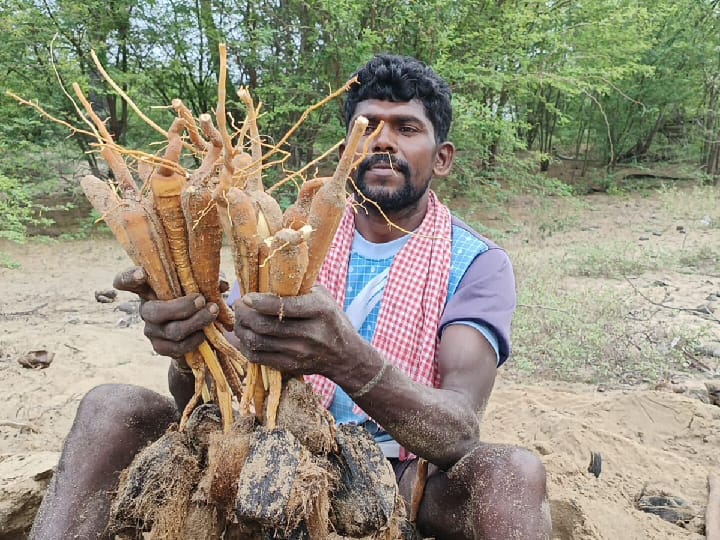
[233,286,360,379]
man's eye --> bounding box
[365,123,378,134]
[400,125,418,133]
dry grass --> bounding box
[453,182,720,385]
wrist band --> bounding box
[350,361,389,400]
[171,357,194,375]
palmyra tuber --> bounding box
[9,43,414,539]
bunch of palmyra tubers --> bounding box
[10,45,419,538]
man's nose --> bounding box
[372,125,397,153]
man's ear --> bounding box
[433,141,455,178]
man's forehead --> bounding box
[352,99,429,122]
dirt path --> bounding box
[1,187,719,538]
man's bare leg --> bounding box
[30,384,178,540]
[397,443,551,540]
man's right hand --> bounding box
[113,267,219,359]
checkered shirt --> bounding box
[306,191,452,411]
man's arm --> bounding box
[234,289,497,470]
[347,324,497,469]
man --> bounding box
[31,55,550,539]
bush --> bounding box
[0,173,37,242]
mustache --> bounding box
[357,153,411,178]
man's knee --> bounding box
[501,447,547,497]
[75,384,177,433]
[451,444,547,499]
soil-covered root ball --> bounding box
[276,377,337,455]
[329,424,403,537]
[233,427,337,538]
[107,430,201,539]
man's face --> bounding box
[347,99,452,213]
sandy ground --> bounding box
[1,189,720,539]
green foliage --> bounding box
[0,251,21,269]
[0,173,40,242]
[1,0,719,224]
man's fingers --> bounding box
[235,303,312,337]
[145,303,218,341]
[113,267,157,300]
[151,331,206,359]
[241,288,330,318]
[141,294,211,325]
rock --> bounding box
[94,289,117,303]
[639,236,650,241]
[705,382,720,406]
[0,452,58,538]
[587,451,602,478]
[637,485,696,527]
[115,301,139,315]
[686,384,710,404]
[17,350,54,370]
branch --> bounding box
[624,276,720,323]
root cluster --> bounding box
[109,380,415,539]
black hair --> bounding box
[343,54,452,143]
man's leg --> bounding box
[396,443,551,540]
[30,384,178,540]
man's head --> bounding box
[344,54,453,144]
[343,55,455,214]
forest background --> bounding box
[2,0,719,240]
[1,0,720,383]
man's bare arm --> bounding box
[339,324,496,469]
[234,288,497,470]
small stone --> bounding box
[94,289,117,303]
[115,301,139,315]
[652,231,662,236]
[705,382,720,406]
[637,486,698,527]
[587,452,602,478]
[17,350,54,370]
[639,236,650,241]
[687,386,710,404]
[0,452,59,538]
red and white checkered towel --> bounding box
[307,190,452,412]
